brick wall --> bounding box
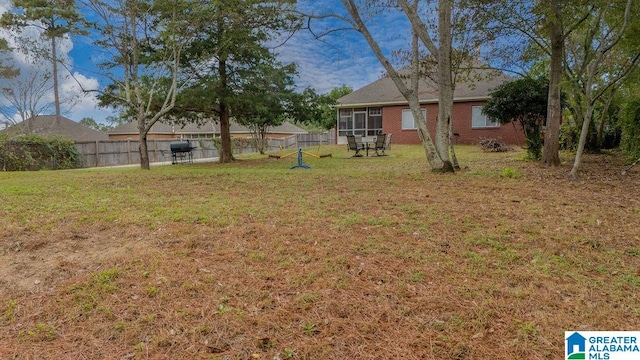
[382,101,525,146]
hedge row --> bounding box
[0,134,81,171]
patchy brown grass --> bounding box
[1,145,639,360]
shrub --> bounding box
[621,100,640,160]
[0,134,81,171]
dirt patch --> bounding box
[1,224,156,295]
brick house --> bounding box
[107,120,307,140]
[336,68,524,146]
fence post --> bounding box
[153,140,157,162]
[95,140,99,167]
[127,139,131,164]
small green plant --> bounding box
[145,285,159,297]
[3,299,18,324]
[181,281,204,292]
[500,167,523,179]
[282,348,296,358]
[626,249,640,256]
[92,268,119,285]
[20,322,56,341]
[465,251,484,264]
[302,323,318,336]
[213,304,231,315]
[516,320,537,340]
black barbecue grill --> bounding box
[170,142,196,164]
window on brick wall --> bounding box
[338,107,383,136]
[402,108,425,130]
[471,106,499,128]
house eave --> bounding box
[336,96,490,109]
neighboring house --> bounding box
[107,120,308,140]
[1,115,109,142]
[336,68,524,145]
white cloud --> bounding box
[0,4,114,124]
[276,0,413,94]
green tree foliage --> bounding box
[89,0,194,170]
[79,117,112,132]
[233,60,298,154]
[317,86,351,130]
[172,0,298,163]
[285,85,352,131]
[1,0,87,120]
[471,0,594,166]
[621,100,640,160]
[483,77,549,160]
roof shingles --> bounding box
[337,67,511,107]
[2,115,108,142]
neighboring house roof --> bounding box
[2,115,109,142]
[338,67,511,107]
[263,121,308,134]
[108,119,308,136]
[107,121,189,136]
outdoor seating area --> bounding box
[346,134,392,157]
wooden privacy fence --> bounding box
[74,132,335,168]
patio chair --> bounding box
[371,134,387,156]
[382,133,392,155]
[346,135,365,157]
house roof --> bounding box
[108,119,308,136]
[2,115,109,142]
[337,67,511,107]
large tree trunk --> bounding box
[51,35,61,124]
[542,2,563,166]
[218,57,234,163]
[436,0,455,172]
[138,124,150,170]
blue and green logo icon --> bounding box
[566,332,586,359]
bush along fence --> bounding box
[73,132,335,168]
[0,134,81,171]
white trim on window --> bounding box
[472,106,499,128]
[402,108,425,130]
[338,107,383,136]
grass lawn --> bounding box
[1,144,639,359]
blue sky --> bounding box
[0,0,412,125]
